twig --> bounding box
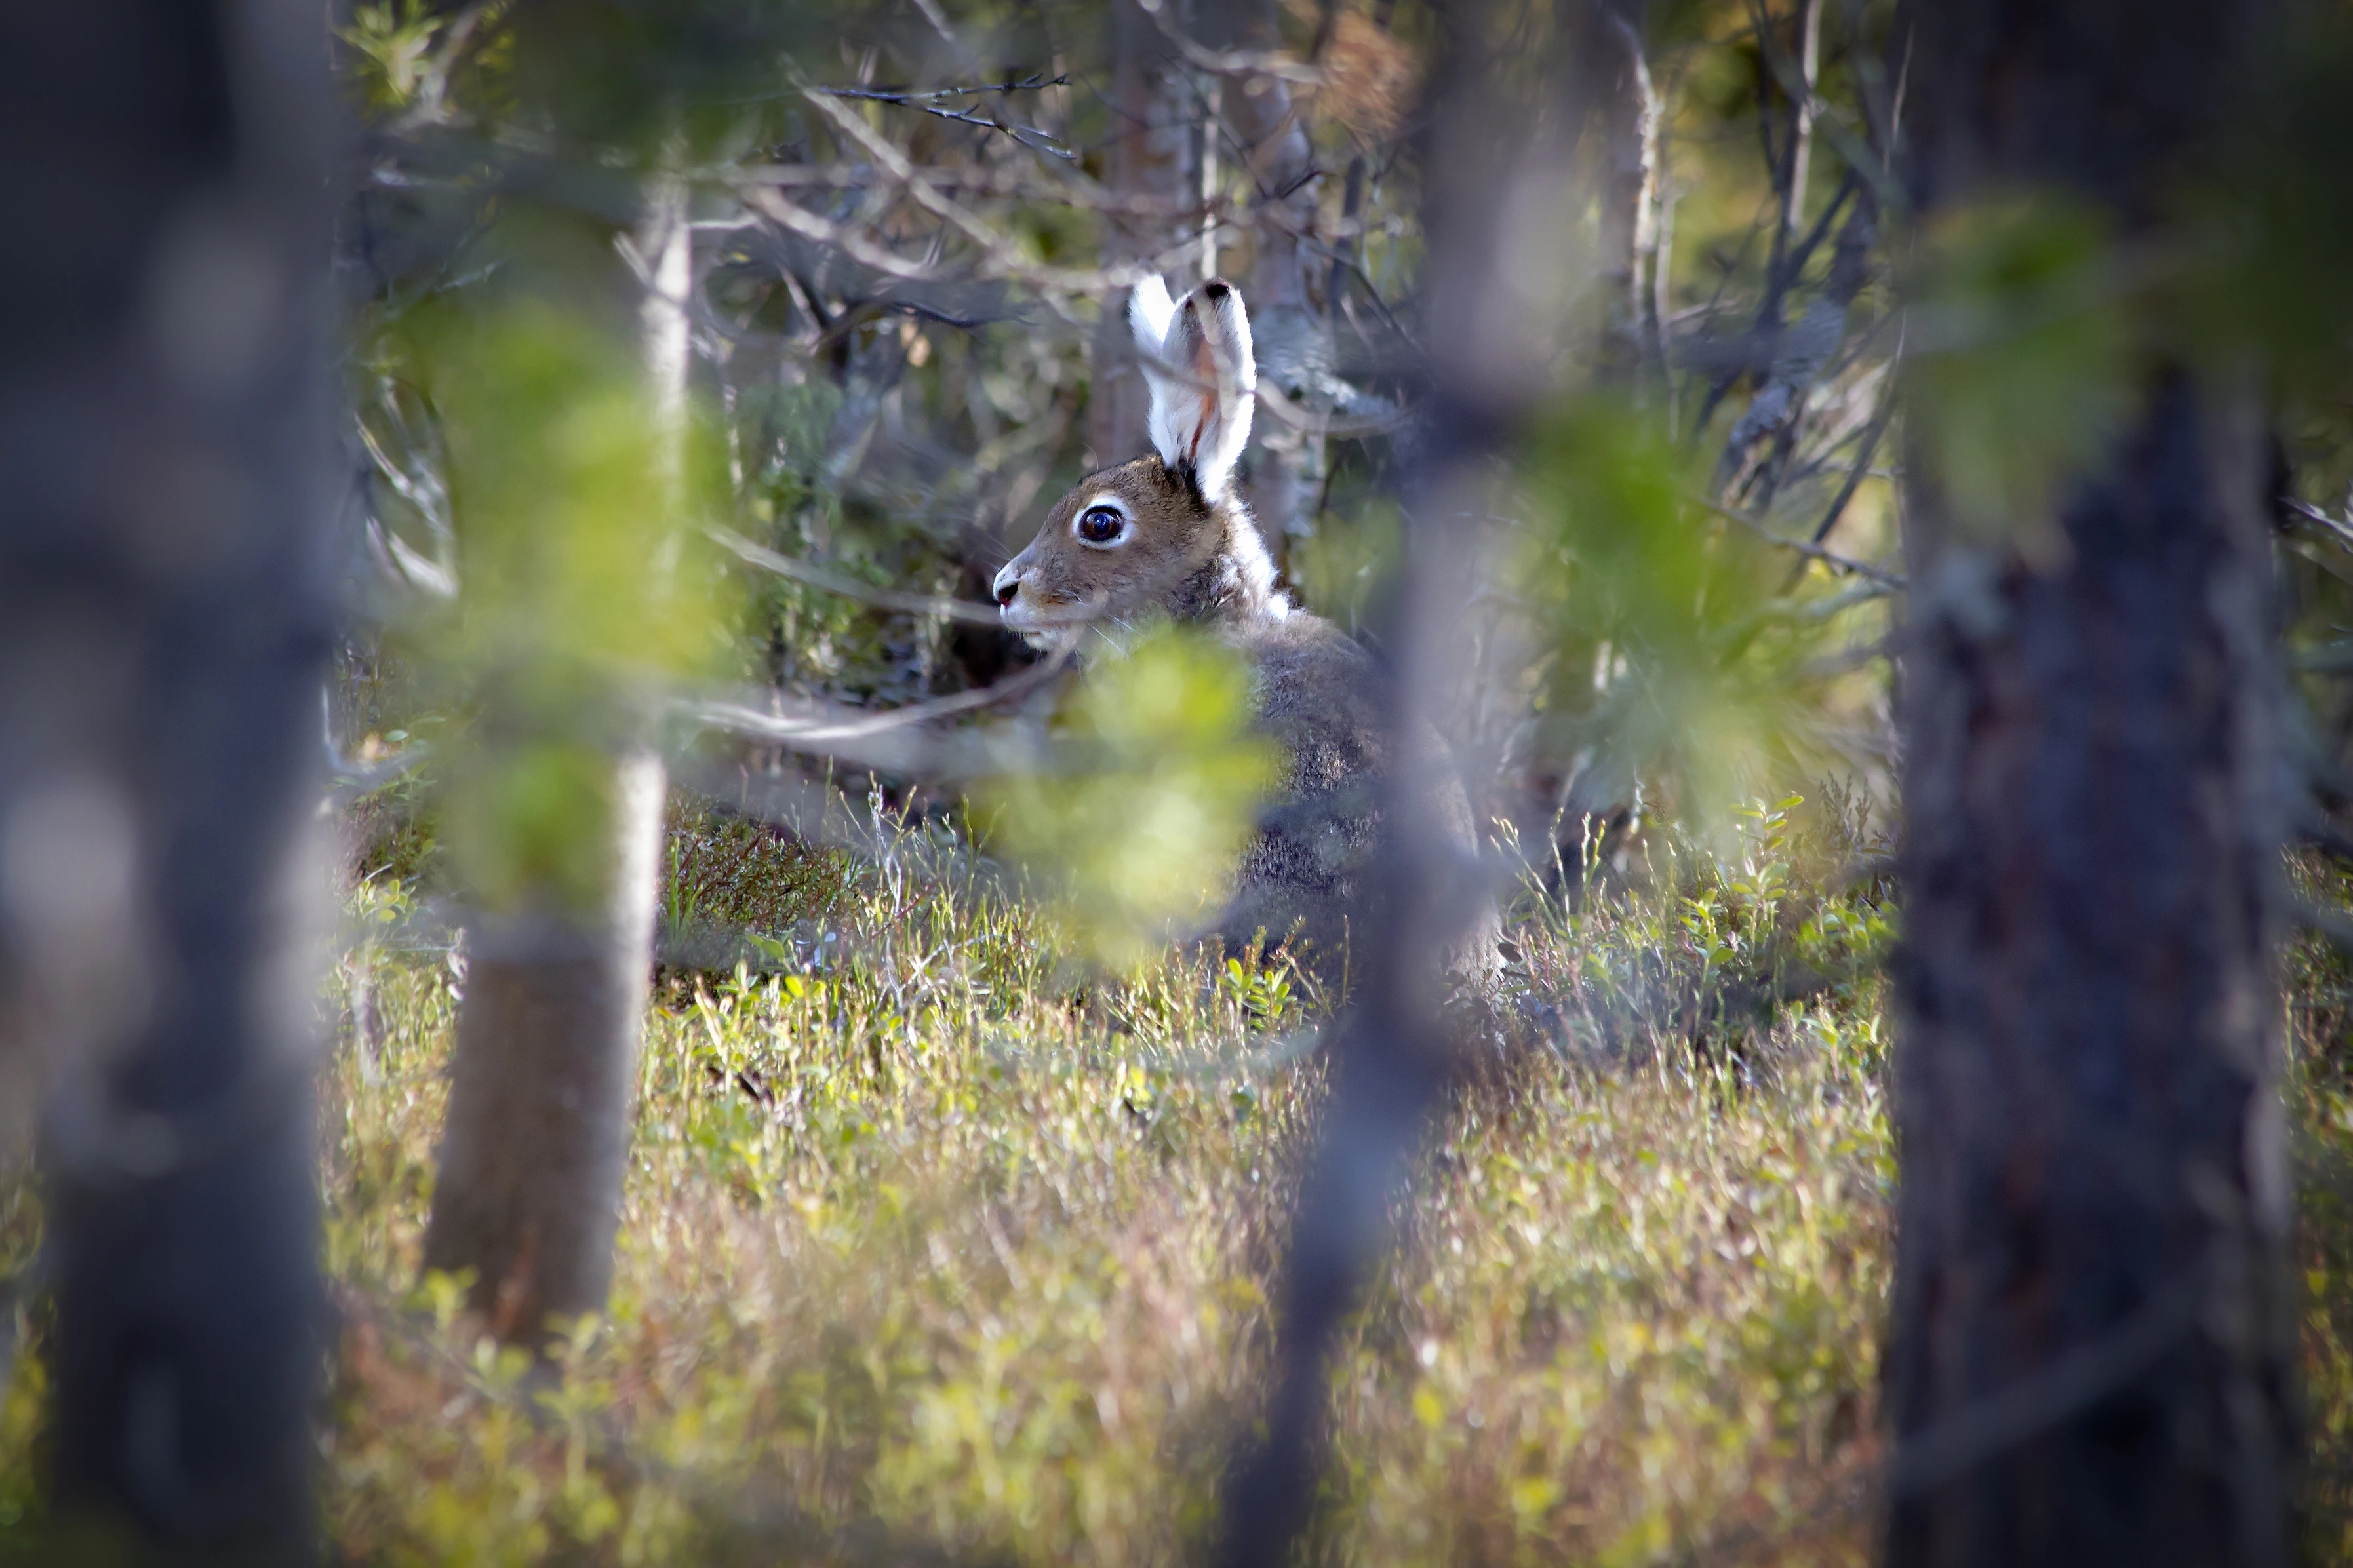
[1132,0,1325,84]
[2284,497,2353,553]
[1809,379,1895,546]
[729,161,1205,217]
[814,75,1077,160]
[676,650,1072,764]
[708,525,1006,626]
[793,84,1157,296]
[1696,495,1907,588]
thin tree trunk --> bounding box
[0,0,333,1556]
[1211,2,1575,1558]
[1204,0,1323,565]
[1089,0,1195,468]
[1568,0,1661,389]
[420,753,665,1339]
[1785,0,1821,236]
[1886,5,2295,1563]
[420,173,686,1343]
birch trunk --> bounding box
[1204,0,1323,564]
[420,172,686,1342]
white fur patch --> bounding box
[1128,277,1177,359]
[1132,277,1256,506]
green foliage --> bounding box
[1516,401,1867,837]
[422,303,719,694]
[339,0,515,120]
[375,298,729,913]
[1287,499,1402,637]
[977,628,1281,966]
[1903,194,2139,559]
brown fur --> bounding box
[997,454,1493,985]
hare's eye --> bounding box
[1075,504,1127,545]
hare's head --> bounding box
[993,277,1281,650]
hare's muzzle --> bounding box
[993,555,1030,612]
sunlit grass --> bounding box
[305,794,1904,1565]
[5,803,2350,1562]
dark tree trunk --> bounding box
[1886,5,2297,1564]
[0,0,333,1558]
[1210,3,1572,1561]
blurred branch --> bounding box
[1888,1270,2204,1497]
[1132,0,1326,84]
[789,85,1157,296]
[814,76,1077,161]
[2284,496,2353,553]
[709,525,1006,625]
[1697,495,1907,587]
[1753,5,1907,212]
[675,650,1071,773]
[730,161,1210,216]
[1809,371,1897,546]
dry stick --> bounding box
[1786,0,1824,235]
[1131,0,1326,83]
[2284,496,2353,553]
[730,159,1210,216]
[708,525,1008,626]
[1697,494,1907,587]
[1604,12,1670,411]
[776,88,1161,297]
[1688,170,1853,445]
[1718,187,1877,508]
[679,654,1068,753]
[1809,343,1901,543]
[814,87,1076,159]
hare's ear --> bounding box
[1129,275,1177,357]
[1137,279,1256,504]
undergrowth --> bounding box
[2,796,2349,1563]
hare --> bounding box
[993,277,1495,987]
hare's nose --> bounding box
[992,564,1020,607]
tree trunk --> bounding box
[1203,0,1323,566]
[420,753,665,1339]
[420,175,686,1342]
[1211,3,1577,1559]
[1570,0,1661,389]
[1886,5,2295,1564]
[0,0,333,1556]
[1088,0,1195,468]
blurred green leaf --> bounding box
[387,294,726,912]
[977,628,1280,966]
[1517,400,1809,838]
[1904,193,2138,559]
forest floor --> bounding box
[3,793,2352,1565]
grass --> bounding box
[2,792,2348,1563]
[311,791,1899,1565]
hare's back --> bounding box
[1240,613,1389,791]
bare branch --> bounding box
[1697,494,1907,587]
[707,525,1007,626]
[1131,0,1326,84]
